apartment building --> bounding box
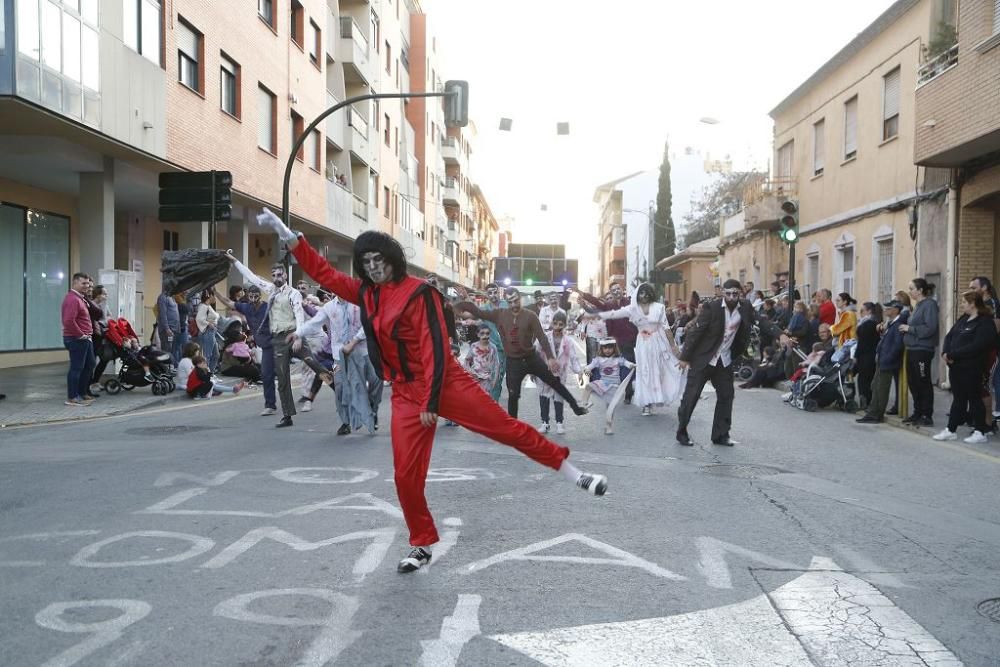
[741,0,950,308]
[471,183,499,289]
[914,0,1000,322]
[0,0,495,369]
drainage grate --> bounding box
[124,425,221,437]
[977,598,1000,622]
[702,464,787,479]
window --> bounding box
[837,244,855,295]
[308,19,320,66]
[875,236,894,302]
[305,129,321,171]
[812,119,825,176]
[0,204,70,352]
[370,9,379,51]
[776,140,793,180]
[163,230,179,251]
[804,253,819,303]
[258,0,274,28]
[882,67,900,141]
[257,84,276,153]
[844,96,858,160]
[383,186,390,217]
[383,113,390,145]
[176,17,201,93]
[394,127,398,156]
[290,0,303,46]
[385,40,391,73]
[291,110,304,161]
[124,0,161,66]
[220,53,239,117]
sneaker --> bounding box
[572,404,589,416]
[641,406,652,416]
[260,407,277,416]
[556,423,565,435]
[397,547,432,573]
[932,428,957,441]
[537,422,550,433]
[336,423,351,436]
[64,398,84,406]
[781,392,793,403]
[604,421,614,435]
[276,416,293,428]
[576,473,608,496]
[297,395,310,404]
[964,431,989,444]
[302,400,313,413]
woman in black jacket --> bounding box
[933,290,997,444]
[854,302,882,409]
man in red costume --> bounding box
[257,209,608,573]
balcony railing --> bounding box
[339,17,369,51]
[347,105,368,137]
[352,194,367,220]
[917,44,958,87]
[743,175,796,208]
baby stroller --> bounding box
[101,319,176,396]
[788,341,858,412]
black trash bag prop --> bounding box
[160,249,232,296]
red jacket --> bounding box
[292,237,450,413]
[819,300,836,326]
[61,290,92,338]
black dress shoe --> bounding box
[886,407,899,416]
[901,415,918,424]
[676,431,693,446]
[712,437,736,447]
[856,415,882,424]
[572,404,589,416]
[276,416,293,428]
[917,416,934,427]
[336,423,351,436]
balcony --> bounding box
[442,177,460,207]
[447,218,458,241]
[337,17,373,85]
[742,176,796,231]
[441,137,460,165]
[916,44,958,88]
[325,91,346,150]
[345,105,371,165]
[352,193,368,221]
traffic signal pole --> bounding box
[281,90,460,231]
[788,242,796,302]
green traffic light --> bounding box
[525,278,534,286]
[784,228,799,243]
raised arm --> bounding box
[576,290,607,310]
[598,305,632,321]
[232,259,275,296]
[295,302,331,340]
[454,300,494,322]
[290,237,362,305]
[530,314,556,359]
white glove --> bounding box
[256,207,298,243]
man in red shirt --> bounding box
[61,272,97,406]
[257,209,608,574]
[817,289,836,326]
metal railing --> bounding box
[352,194,367,220]
[743,175,796,208]
[917,44,958,87]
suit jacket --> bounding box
[680,299,776,370]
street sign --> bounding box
[158,170,233,223]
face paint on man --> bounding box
[547,294,560,308]
[505,289,522,311]
[247,288,262,304]
[722,285,742,308]
[362,252,392,284]
[610,284,623,300]
[271,266,287,288]
[486,287,500,303]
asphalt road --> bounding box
[1,378,999,666]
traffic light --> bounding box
[159,171,233,223]
[444,80,469,128]
[778,199,799,244]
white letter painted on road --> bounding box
[70,531,215,568]
[271,467,379,485]
[35,599,151,667]
[200,527,395,582]
[214,589,361,667]
[281,493,403,520]
[153,470,241,487]
[0,530,101,567]
[465,533,686,580]
[695,536,803,589]
[419,594,482,666]
[137,489,402,519]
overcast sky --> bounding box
[421,0,899,281]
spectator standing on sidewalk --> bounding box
[831,292,858,347]
[817,289,836,326]
[933,290,996,444]
[899,278,939,427]
[969,276,1000,430]
[857,300,908,424]
[61,273,96,406]
[855,302,882,409]
[173,294,192,367]
[156,289,180,364]
[195,289,221,373]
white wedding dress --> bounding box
[600,301,686,407]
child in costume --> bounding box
[537,312,583,435]
[464,324,500,395]
[581,338,636,435]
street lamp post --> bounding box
[622,204,655,285]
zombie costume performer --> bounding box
[598,283,686,415]
[230,285,277,414]
[581,338,636,435]
[256,208,608,574]
[576,284,639,403]
[464,329,501,395]
[457,289,589,419]
[537,295,566,332]
[479,283,508,401]
[536,313,583,434]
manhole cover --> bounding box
[702,464,786,479]
[123,425,221,436]
[977,598,1000,622]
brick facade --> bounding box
[957,206,997,285]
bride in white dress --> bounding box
[596,283,686,415]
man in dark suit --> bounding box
[676,279,783,446]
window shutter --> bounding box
[883,68,900,120]
[844,97,858,157]
[177,20,197,59]
[813,120,825,173]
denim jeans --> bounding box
[171,329,189,365]
[199,328,219,372]
[64,336,96,400]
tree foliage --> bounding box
[653,141,676,263]
[682,171,764,247]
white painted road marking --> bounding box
[35,599,151,667]
[488,558,962,666]
[419,594,482,666]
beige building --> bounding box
[745,0,951,308]
[0,0,495,368]
[914,0,1000,323]
[717,205,790,293]
[656,237,720,306]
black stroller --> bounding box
[100,319,176,395]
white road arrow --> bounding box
[489,557,962,666]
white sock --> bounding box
[559,459,583,484]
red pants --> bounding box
[391,358,570,546]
